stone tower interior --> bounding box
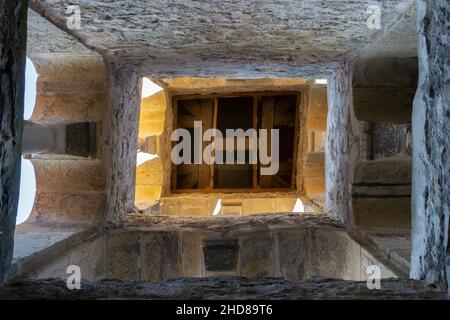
[0,0,449,300]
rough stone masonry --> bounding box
[0,0,29,283]
[410,0,450,290]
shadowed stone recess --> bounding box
[204,239,238,272]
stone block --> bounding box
[181,232,203,277]
[353,197,411,229]
[307,86,328,131]
[353,87,414,124]
[203,239,239,272]
[240,233,274,277]
[35,254,70,279]
[32,159,105,192]
[353,157,412,185]
[360,247,396,280]
[273,198,296,213]
[107,232,140,280]
[309,228,349,279]
[277,229,309,280]
[242,199,273,215]
[34,191,106,224]
[141,232,181,281]
[69,236,106,280]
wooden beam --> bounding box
[171,100,178,190]
[209,98,218,188]
[172,188,296,194]
[198,99,213,188]
[260,96,274,188]
[291,93,301,188]
[173,91,300,101]
[253,95,258,188]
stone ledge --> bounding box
[0,277,445,300]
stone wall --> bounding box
[18,226,397,282]
[21,11,108,227]
[372,123,411,159]
[304,85,327,206]
[410,0,450,290]
[160,196,299,217]
[103,64,142,224]
[29,0,414,78]
[325,61,361,225]
[29,160,106,225]
[352,157,412,230]
[0,0,28,283]
[353,57,417,124]
[351,41,416,232]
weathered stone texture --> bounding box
[325,61,361,225]
[304,151,325,206]
[141,232,181,281]
[7,214,405,284]
[353,57,417,124]
[1,276,446,300]
[103,64,142,224]
[0,0,28,283]
[26,159,106,225]
[180,232,203,277]
[204,239,239,274]
[106,232,140,280]
[22,11,108,227]
[27,10,107,122]
[277,229,309,280]
[352,157,412,229]
[410,0,450,290]
[366,231,411,275]
[30,0,414,77]
[135,158,163,210]
[372,123,412,158]
[240,233,274,277]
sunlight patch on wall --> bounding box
[292,198,305,213]
[24,57,38,120]
[17,159,36,225]
[136,151,158,166]
[141,77,163,99]
[212,199,222,216]
[315,79,327,85]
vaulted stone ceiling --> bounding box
[31,0,415,77]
